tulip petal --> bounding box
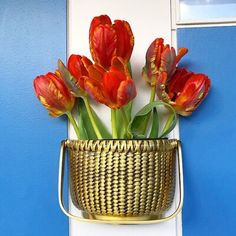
[39,96,64,117]
[68,54,82,78]
[85,64,107,103]
[111,56,131,77]
[156,71,171,103]
[103,69,126,105]
[84,78,107,105]
[34,78,64,113]
[90,25,117,68]
[68,55,92,82]
[168,68,193,100]
[88,64,106,82]
[176,48,188,64]
[113,20,134,62]
[46,73,67,96]
[161,46,176,77]
[81,56,93,70]
[89,15,112,38]
[117,79,137,108]
[145,38,164,77]
[46,73,74,108]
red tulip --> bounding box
[33,72,75,117]
[142,38,188,86]
[67,54,93,91]
[89,15,134,69]
[83,56,137,109]
[156,68,210,116]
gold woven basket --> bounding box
[58,139,183,224]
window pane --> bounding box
[179,0,236,21]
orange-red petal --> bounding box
[89,15,112,38]
[160,46,176,77]
[90,24,117,68]
[113,20,134,62]
[67,54,92,90]
[117,79,136,108]
[84,77,108,105]
[111,56,131,77]
[168,68,193,100]
[88,64,106,82]
[176,48,188,64]
[103,69,126,105]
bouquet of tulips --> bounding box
[33,15,210,140]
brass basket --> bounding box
[58,139,184,224]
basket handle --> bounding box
[58,140,184,225]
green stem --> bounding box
[111,109,118,139]
[84,96,102,139]
[149,85,156,103]
[121,107,131,139]
[128,61,133,77]
[121,107,129,128]
[67,112,81,139]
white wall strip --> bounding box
[68,0,182,235]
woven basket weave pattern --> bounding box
[67,139,177,217]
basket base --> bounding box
[82,212,163,223]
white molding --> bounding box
[173,0,236,28]
[176,17,236,25]
[173,21,236,29]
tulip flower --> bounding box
[156,68,211,116]
[67,54,93,91]
[84,56,137,109]
[142,38,188,86]
[89,15,134,69]
[82,56,136,138]
[33,72,81,139]
[33,72,75,117]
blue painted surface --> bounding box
[178,27,236,236]
[0,1,68,236]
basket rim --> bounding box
[63,138,180,151]
[63,138,179,142]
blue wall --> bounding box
[0,1,68,235]
[178,26,236,236]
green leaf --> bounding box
[149,107,159,138]
[127,103,153,138]
[78,98,96,139]
[57,59,82,97]
[128,101,177,139]
[159,112,176,138]
[78,98,112,139]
